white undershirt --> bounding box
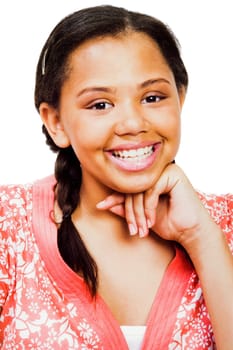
[120,326,146,350]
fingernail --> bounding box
[96,200,106,208]
[147,219,152,228]
[139,227,146,238]
[129,224,137,236]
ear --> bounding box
[39,102,70,148]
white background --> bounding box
[0,0,232,193]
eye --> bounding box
[87,101,113,110]
[141,94,165,104]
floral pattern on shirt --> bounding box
[0,183,233,349]
[0,184,102,349]
[169,192,233,349]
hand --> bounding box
[96,164,213,248]
[98,165,233,349]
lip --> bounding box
[105,142,162,172]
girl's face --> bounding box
[41,32,185,196]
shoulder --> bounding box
[0,182,34,305]
[198,191,233,250]
[0,182,34,258]
[0,175,55,232]
[0,182,33,222]
[32,174,56,195]
[198,191,233,221]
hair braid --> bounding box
[55,146,98,296]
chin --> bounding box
[115,178,156,194]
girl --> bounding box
[0,5,233,349]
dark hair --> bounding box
[34,5,188,296]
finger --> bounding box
[144,188,160,228]
[143,163,178,227]
[108,204,125,217]
[124,195,138,236]
[131,194,148,238]
[96,193,125,210]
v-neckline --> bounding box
[32,176,194,349]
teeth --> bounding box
[113,146,154,160]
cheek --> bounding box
[68,126,105,159]
[71,117,112,148]
[153,108,180,138]
[171,116,181,139]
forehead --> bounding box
[65,31,174,87]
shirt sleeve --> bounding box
[225,193,233,252]
[198,191,233,253]
[0,186,17,308]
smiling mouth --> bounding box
[112,145,154,161]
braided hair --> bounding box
[55,147,98,295]
[34,5,188,296]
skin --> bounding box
[41,32,184,235]
[40,32,233,348]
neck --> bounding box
[72,185,134,247]
[78,173,115,214]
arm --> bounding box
[185,221,233,349]
[97,163,233,349]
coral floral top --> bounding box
[0,176,233,349]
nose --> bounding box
[114,102,148,136]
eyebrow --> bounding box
[139,78,171,88]
[76,86,116,97]
[76,78,170,97]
